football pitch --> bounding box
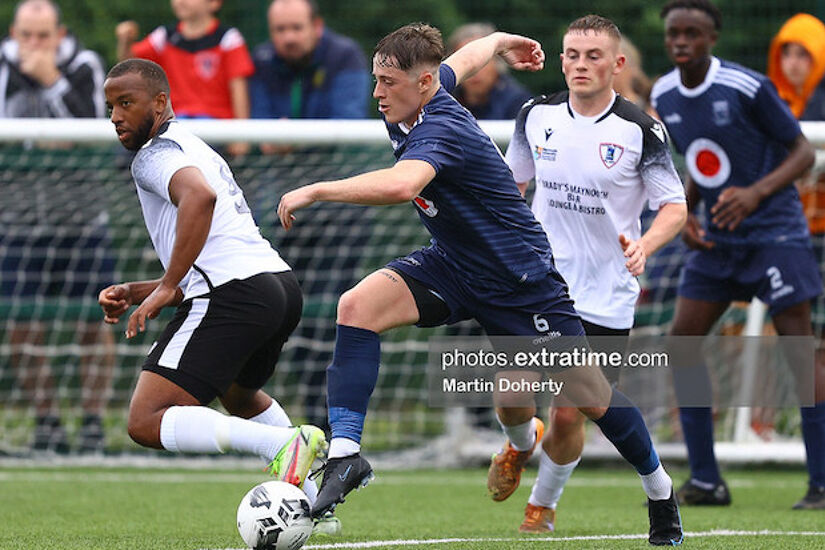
[1,465,824,549]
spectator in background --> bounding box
[250,0,370,431]
[767,13,825,254]
[0,0,115,454]
[759,13,825,440]
[447,23,532,120]
[115,0,253,155]
[768,14,825,121]
[0,0,104,117]
[613,36,653,112]
[250,0,369,119]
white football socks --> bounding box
[528,451,580,508]
[498,417,536,452]
[329,437,361,459]
[159,405,295,460]
[641,464,673,501]
[247,398,319,504]
[249,399,292,428]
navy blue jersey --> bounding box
[651,57,809,247]
[385,64,556,289]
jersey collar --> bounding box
[398,110,425,134]
[676,56,720,98]
[398,85,444,134]
[567,90,616,123]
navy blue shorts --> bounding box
[678,244,822,316]
[386,247,583,337]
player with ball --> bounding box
[100,58,334,535]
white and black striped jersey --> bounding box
[506,91,684,329]
[130,120,289,299]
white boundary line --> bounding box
[199,530,825,550]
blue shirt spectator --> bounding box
[453,72,532,120]
[250,0,368,119]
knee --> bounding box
[127,406,164,449]
[578,405,608,421]
[550,407,585,436]
[127,413,152,447]
[336,289,370,327]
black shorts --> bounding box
[143,271,303,404]
[581,319,630,386]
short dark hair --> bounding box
[566,14,622,42]
[107,59,171,97]
[660,0,722,31]
[374,23,444,72]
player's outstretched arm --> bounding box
[711,133,815,231]
[277,159,435,230]
[444,32,544,86]
[620,201,687,276]
[126,167,216,338]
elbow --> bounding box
[390,179,423,203]
[675,202,688,229]
[199,188,218,212]
[795,135,816,171]
[803,142,816,171]
[205,187,218,205]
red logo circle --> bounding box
[696,150,721,177]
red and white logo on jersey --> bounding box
[195,51,220,80]
[413,195,439,217]
[685,138,731,188]
[599,143,624,169]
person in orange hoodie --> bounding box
[761,13,825,445]
[768,14,825,334]
[768,13,825,120]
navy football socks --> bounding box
[594,389,660,475]
[326,324,381,444]
[679,407,722,484]
[801,401,825,488]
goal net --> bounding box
[0,119,822,466]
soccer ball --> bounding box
[237,480,313,550]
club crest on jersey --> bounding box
[599,143,624,169]
[713,100,731,126]
[194,51,220,80]
[413,195,438,217]
[533,145,557,162]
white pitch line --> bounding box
[201,530,825,550]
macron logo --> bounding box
[650,122,667,143]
